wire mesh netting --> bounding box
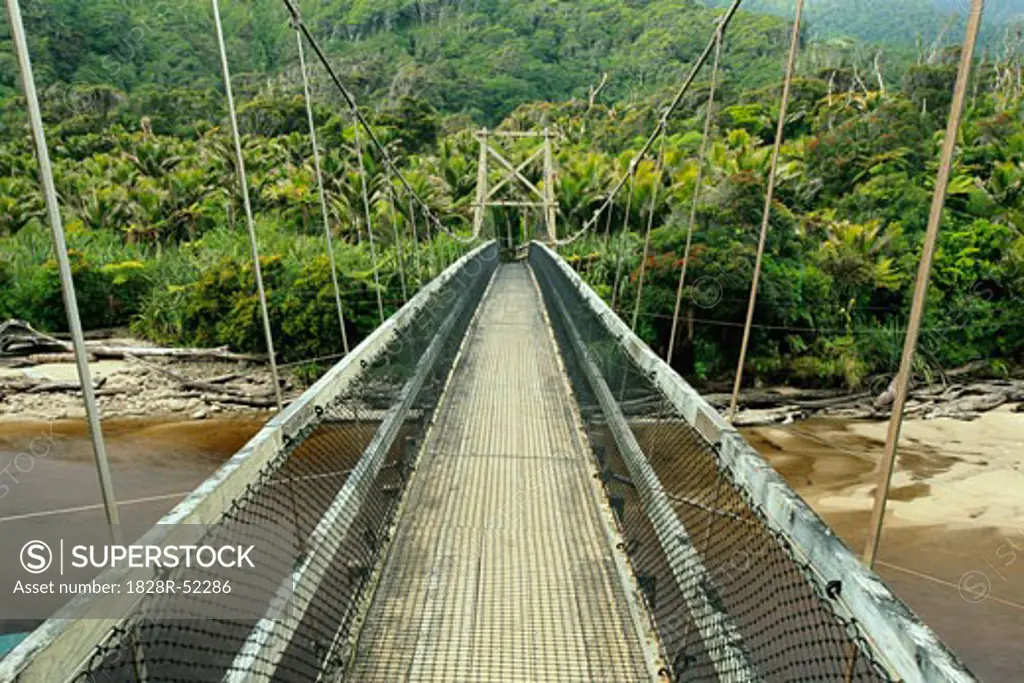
[530,245,893,682]
[72,243,498,682]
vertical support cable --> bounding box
[212,0,283,410]
[407,192,423,287]
[423,199,438,278]
[387,171,408,303]
[669,28,724,366]
[587,192,617,281]
[863,0,986,569]
[472,128,489,238]
[5,0,122,541]
[631,126,668,332]
[505,213,514,251]
[353,118,385,324]
[727,0,804,421]
[610,167,636,313]
[295,26,349,355]
[543,127,558,243]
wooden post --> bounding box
[727,0,804,422]
[863,0,986,570]
[472,128,489,238]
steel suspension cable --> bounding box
[582,0,745,236]
[631,126,668,332]
[279,0,474,246]
[295,25,349,355]
[418,196,437,278]
[212,0,283,411]
[863,0,986,570]
[610,167,636,313]
[354,118,386,324]
[6,0,122,542]
[668,28,724,366]
[727,0,804,422]
[583,189,619,280]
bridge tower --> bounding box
[471,128,558,244]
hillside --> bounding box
[3,1,1022,125]
[0,0,1021,388]
[1,0,802,124]
[711,0,1024,44]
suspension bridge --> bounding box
[0,0,990,680]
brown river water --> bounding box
[0,414,1021,679]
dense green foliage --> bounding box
[1,0,1021,386]
[711,0,1024,44]
[4,1,1021,124]
[0,0,806,125]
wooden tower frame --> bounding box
[471,128,557,243]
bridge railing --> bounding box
[529,242,976,683]
[1,241,498,683]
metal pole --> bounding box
[6,0,122,541]
[669,29,723,366]
[863,0,986,569]
[727,0,804,421]
[296,27,349,355]
[212,0,283,410]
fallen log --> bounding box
[28,352,95,364]
[26,377,107,394]
[94,388,129,397]
[704,388,852,410]
[1,319,265,363]
[731,406,807,427]
[84,344,265,363]
[930,391,1009,418]
[207,373,241,385]
[791,391,871,410]
[129,355,274,401]
[205,393,281,409]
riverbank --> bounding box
[1,408,1021,678]
[744,407,1024,532]
[743,409,1024,681]
[0,355,287,421]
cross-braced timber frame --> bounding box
[471,128,558,243]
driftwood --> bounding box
[731,407,807,428]
[130,358,278,401]
[704,388,851,410]
[27,352,94,364]
[730,378,1024,426]
[0,319,265,363]
[207,373,241,385]
[205,394,280,409]
[25,376,107,394]
[94,388,129,397]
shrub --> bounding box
[14,252,151,331]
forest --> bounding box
[0,0,1022,389]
